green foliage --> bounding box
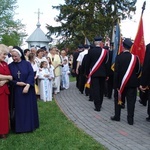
[0,31,22,46]
[0,0,27,46]
[0,100,105,150]
[69,75,76,82]
[47,0,137,50]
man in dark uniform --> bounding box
[107,42,114,99]
[139,43,150,121]
[111,38,141,125]
[103,45,109,98]
[72,45,83,89]
[85,37,109,111]
[81,44,94,99]
[76,44,89,94]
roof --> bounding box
[26,23,49,42]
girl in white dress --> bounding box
[38,61,54,102]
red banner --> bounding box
[130,15,146,65]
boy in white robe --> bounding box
[62,59,70,89]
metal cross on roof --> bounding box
[35,8,43,24]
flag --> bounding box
[130,15,146,65]
[84,37,90,46]
[118,37,123,55]
[111,22,121,71]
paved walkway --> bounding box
[55,82,150,150]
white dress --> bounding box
[62,63,70,89]
[38,67,54,102]
[35,57,48,94]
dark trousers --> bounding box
[76,74,80,89]
[107,75,114,98]
[139,89,148,106]
[104,80,108,97]
[91,77,105,109]
[114,87,137,120]
[147,90,150,116]
[79,74,86,93]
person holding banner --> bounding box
[111,38,141,125]
[85,37,109,112]
[139,43,150,122]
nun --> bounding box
[9,46,39,133]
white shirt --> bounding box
[76,49,88,65]
[35,57,48,68]
[31,62,38,72]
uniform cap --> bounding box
[123,38,133,49]
[94,36,102,41]
[84,44,90,48]
[78,44,84,49]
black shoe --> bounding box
[146,116,150,122]
[128,120,133,125]
[139,99,144,105]
[110,116,120,121]
[139,100,147,106]
[94,108,100,112]
[80,91,83,94]
[0,134,7,139]
[127,118,134,125]
[121,104,125,109]
[89,98,93,101]
[139,99,143,104]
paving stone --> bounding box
[55,82,150,150]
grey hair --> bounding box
[94,41,101,46]
[0,44,9,54]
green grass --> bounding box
[69,75,76,82]
[0,100,105,150]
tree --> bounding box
[47,0,137,50]
[0,0,27,46]
[1,31,22,46]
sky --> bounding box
[15,0,150,47]
[121,0,150,45]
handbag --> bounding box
[34,83,39,95]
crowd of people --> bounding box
[0,45,72,139]
[73,37,150,126]
[0,36,150,139]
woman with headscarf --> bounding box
[9,46,39,133]
[0,44,12,138]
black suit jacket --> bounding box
[85,46,109,77]
[72,51,81,70]
[114,51,140,89]
[81,54,87,75]
[140,43,150,87]
[108,50,114,76]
